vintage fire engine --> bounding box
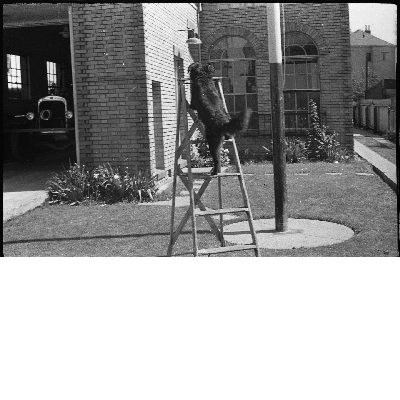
[4,95,75,162]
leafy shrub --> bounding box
[91,163,157,204]
[329,146,354,163]
[46,163,91,205]
[262,137,308,163]
[306,100,352,162]
[240,148,269,163]
[46,163,158,205]
[285,137,309,163]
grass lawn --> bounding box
[3,159,398,257]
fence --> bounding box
[353,98,396,134]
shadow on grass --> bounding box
[2,229,214,246]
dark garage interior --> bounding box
[3,4,75,164]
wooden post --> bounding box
[267,3,288,232]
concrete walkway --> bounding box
[3,190,48,222]
[3,154,74,222]
[353,128,397,190]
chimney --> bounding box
[365,25,371,34]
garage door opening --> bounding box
[3,4,77,166]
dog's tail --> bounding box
[222,108,252,138]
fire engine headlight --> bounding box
[26,112,35,120]
[65,111,73,119]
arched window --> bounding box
[283,32,320,132]
[209,36,258,131]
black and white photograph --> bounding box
[2,3,398,399]
[2,3,398,257]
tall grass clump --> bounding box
[46,162,158,205]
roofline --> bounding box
[351,44,396,47]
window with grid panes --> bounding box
[209,36,258,132]
[7,54,30,100]
[47,61,61,95]
[283,32,320,132]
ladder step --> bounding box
[195,207,248,216]
[198,244,258,255]
[178,172,241,178]
[190,139,234,144]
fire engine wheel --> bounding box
[10,131,37,163]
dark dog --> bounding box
[188,62,252,175]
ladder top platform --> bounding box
[179,77,223,82]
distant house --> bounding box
[350,27,397,87]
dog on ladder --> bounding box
[188,62,252,175]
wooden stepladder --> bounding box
[167,77,259,257]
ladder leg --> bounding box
[231,138,260,257]
[217,164,225,247]
[178,174,222,242]
[181,84,199,256]
[167,162,179,256]
[218,78,259,256]
[167,83,183,257]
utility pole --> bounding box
[267,3,288,232]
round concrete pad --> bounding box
[223,218,354,249]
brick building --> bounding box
[199,3,353,157]
[70,3,199,180]
[3,3,353,183]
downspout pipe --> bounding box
[68,5,81,165]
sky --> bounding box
[348,3,397,45]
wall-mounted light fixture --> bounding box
[186,32,202,45]
[178,28,202,44]
[180,18,202,44]
[178,15,202,63]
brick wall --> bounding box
[71,3,353,174]
[71,3,198,181]
[142,3,198,176]
[199,3,354,154]
[199,4,270,157]
[71,3,148,169]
